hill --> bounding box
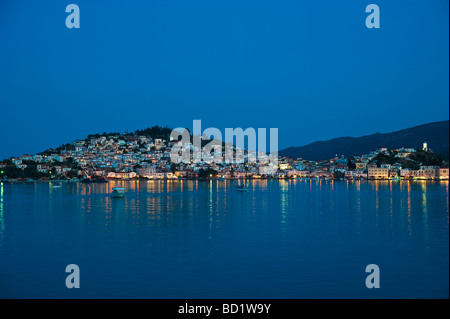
[279,120,449,161]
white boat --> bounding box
[111,187,125,198]
[52,183,62,188]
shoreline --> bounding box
[2,178,448,184]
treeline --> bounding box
[1,158,80,179]
[1,165,50,179]
[134,126,173,140]
[82,126,174,141]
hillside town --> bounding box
[1,130,448,182]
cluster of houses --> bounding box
[1,135,448,181]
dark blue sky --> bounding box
[0,0,448,160]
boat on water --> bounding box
[52,183,62,188]
[111,187,125,198]
[236,185,249,192]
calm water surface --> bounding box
[0,180,448,298]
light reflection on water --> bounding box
[0,180,448,298]
[0,183,4,248]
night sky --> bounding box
[0,0,448,160]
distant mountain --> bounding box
[279,120,449,161]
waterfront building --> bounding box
[136,167,156,178]
[438,167,449,179]
[107,171,137,179]
[367,167,389,179]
